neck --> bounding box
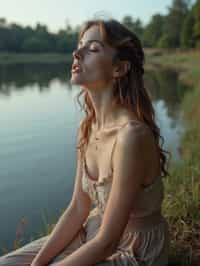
[85,85,120,130]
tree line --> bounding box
[0,0,199,53]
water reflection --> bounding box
[143,68,189,161]
[0,63,190,254]
[144,68,189,117]
[0,63,72,96]
[0,63,190,161]
[0,63,189,109]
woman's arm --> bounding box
[31,123,91,265]
[52,122,153,266]
[31,202,89,265]
[53,236,114,266]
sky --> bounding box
[0,0,186,33]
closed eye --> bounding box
[89,49,99,52]
[76,45,99,53]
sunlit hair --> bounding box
[75,18,171,178]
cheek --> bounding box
[89,57,113,80]
[70,55,114,86]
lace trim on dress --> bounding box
[83,119,162,190]
[83,155,113,186]
[83,153,161,191]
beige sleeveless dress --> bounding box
[0,120,170,266]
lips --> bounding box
[71,63,82,73]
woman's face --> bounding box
[70,25,117,90]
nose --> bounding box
[72,48,82,60]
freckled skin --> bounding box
[70,25,117,91]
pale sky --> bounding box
[0,0,190,33]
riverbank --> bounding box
[0,52,72,64]
[145,48,200,86]
[1,49,199,265]
[146,49,200,265]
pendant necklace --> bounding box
[92,127,102,150]
[94,132,100,150]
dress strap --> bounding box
[110,119,140,173]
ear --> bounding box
[113,60,131,78]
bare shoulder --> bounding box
[117,121,154,148]
[114,120,160,180]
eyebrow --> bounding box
[78,39,105,48]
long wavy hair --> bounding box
[75,18,171,178]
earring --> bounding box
[112,77,123,102]
[118,78,123,101]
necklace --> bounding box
[92,131,101,150]
[90,124,105,150]
[91,122,118,150]
[91,126,113,150]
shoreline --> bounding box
[1,49,199,265]
[146,49,200,265]
[0,52,72,65]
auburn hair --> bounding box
[75,18,171,178]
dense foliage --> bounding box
[0,0,200,52]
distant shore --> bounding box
[0,52,72,65]
[1,49,199,265]
[1,48,199,67]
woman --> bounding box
[0,18,170,266]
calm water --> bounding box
[0,63,190,254]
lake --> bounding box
[0,62,190,255]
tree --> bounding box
[0,18,9,51]
[8,23,26,52]
[0,17,7,27]
[193,0,200,47]
[143,14,164,47]
[157,34,172,48]
[181,7,195,48]
[34,23,56,52]
[22,37,42,52]
[162,0,190,47]
[122,16,144,41]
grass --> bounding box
[1,49,200,265]
[0,210,58,254]
[145,48,200,86]
[145,48,200,265]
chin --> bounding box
[70,76,82,85]
[70,75,91,88]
